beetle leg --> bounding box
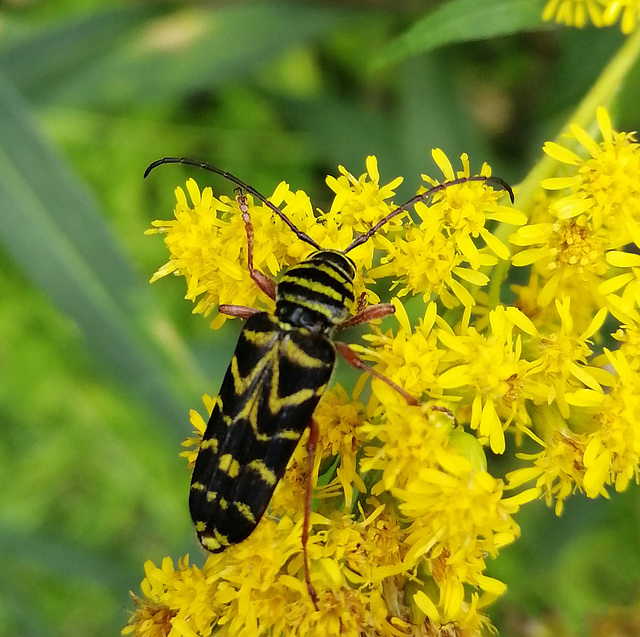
[303,418,319,610]
[236,191,277,300]
[218,304,261,319]
[334,341,418,406]
[338,302,395,330]
[335,341,459,425]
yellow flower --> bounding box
[358,301,447,401]
[542,0,606,27]
[313,386,368,508]
[419,150,525,265]
[371,150,523,308]
[512,107,640,319]
[525,298,611,419]
[599,250,640,323]
[583,347,640,496]
[326,155,402,234]
[147,179,312,325]
[359,393,530,625]
[508,345,640,511]
[510,215,609,308]
[135,148,640,636]
[123,556,221,637]
[542,107,640,241]
[507,421,591,515]
[603,0,640,32]
[398,463,521,617]
[434,305,541,454]
[180,394,215,469]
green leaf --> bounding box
[0,71,205,432]
[373,0,548,69]
[0,3,353,108]
[0,5,160,104]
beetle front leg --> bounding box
[218,304,261,320]
[338,302,396,330]
[236,191,277,300]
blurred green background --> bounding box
[1,1,640,636]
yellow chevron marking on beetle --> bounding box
[218,454,240,478]
[229,348,275,396]
[228,335,327,439]
[233,388,262,436]
[206,490,218,502]
[272,387,316,410]
[191,481,206,492]
[219,497,228,510]
[195,521,207,532]
[247,459,277,485]
[282,338,327,368]
[268,352,316,413]
[235,502,256,523]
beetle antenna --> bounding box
[343,174,514,253]
[145,157,322,250]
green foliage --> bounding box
[0,1,639,636]
[372,0,549,69]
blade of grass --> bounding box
[0,72,203,433]
[0,3,353,108]
[0,5,160,103]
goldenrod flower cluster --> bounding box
[125,104,640,636]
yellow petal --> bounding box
[598,272,633,295]
[476,574,507,596]
[581,306,607,340]
[570,122,600,156]
[431,148,454,180]
[511,247,549,267]
[414,590,440,622]
[392,297,412,334]
[452,266,489,286]
[540,176,577,190]
[505,306,538,335]
[606,251,640,268]
[543,141,582,165]
[482,228,511,260]
[366,155,379,181]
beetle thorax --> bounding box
[275,249,356,332]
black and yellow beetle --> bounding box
[144,157,513,604]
